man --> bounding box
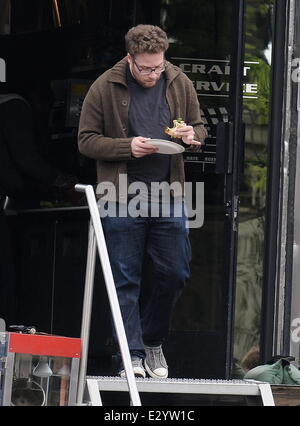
[78,24,207,379]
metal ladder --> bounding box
[75,184,275,407]
[75,184,141,406]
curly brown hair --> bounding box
[125,24,169,56]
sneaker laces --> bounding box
[119,357,145,378]
[131,357,144,369]
[144,345,168,369]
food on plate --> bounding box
[164,118,186,138]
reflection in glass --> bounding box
[233,0,274,375]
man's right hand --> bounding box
[131,136,158,158]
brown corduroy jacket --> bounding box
[78,57,207,201]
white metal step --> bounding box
[85,376,275,406]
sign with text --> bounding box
[173,57,259,99]
[171,57,259,170]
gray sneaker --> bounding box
[119,357,146,379]
[144,345,168,379]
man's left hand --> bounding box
[173,125,202,146]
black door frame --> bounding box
[261,0,289,363]
[222,0,246,378]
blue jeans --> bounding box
[101,202,191,359]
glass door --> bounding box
[0,0,248,380]
[148,0,246,379]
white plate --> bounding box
[145,139,185,154]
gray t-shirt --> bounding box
[126,66,171,193]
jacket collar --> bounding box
[108,56,181,87]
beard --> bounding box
[139,79,159,88]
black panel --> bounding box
[52,219,88,336]
[15,218,55,332]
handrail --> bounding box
[75,184,141,406]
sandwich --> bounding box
[165,118,186,138]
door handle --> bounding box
[225,196,239,232]
[215,121,234,174]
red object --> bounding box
[9,333,81,358]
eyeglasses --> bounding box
[133,58,165,75]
